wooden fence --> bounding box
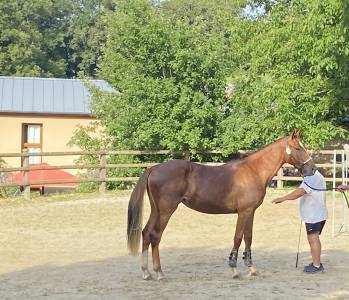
[0,148,344,199]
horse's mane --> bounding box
[233,136,287,163]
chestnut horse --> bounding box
[127,130,316,280]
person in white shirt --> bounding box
[271,170,328,273]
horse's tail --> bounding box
[127,168,151,255]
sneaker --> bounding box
[303,262,314,270]
[303,263,324,273]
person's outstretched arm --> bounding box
[271,188,306,204]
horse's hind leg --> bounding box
[150,206,178,280]
[141,213,157,280]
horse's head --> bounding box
[284,129,317,177]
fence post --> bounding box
[22,148,30,200]
[99,149,107,196]
[277,167,283,189]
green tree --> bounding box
[73,0,349,158]
[220,0,349,152]
[95,0,241,153]
[0,0,69,76]
[63,0,108,78]
[0,0,107,78]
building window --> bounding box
[22,124,43,164]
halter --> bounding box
[302,157,312,165]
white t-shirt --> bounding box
[299,170,328,223]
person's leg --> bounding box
[307,233,321,266]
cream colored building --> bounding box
[0,76,112,169]
[0,113,94,168]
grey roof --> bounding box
[0,76,114,115]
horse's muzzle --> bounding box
[300,161,317,177]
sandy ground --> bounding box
[0,189,349,300]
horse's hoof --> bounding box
[142,270,153,280]
[247,266,258,277]
[228,260,237,268]
[156,271,166,281]
[142,274,153,280]
[232,268,240,279]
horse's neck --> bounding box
[246,140,286,186]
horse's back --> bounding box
[149,159,234,186]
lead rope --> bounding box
[303,181,349,209]
[295,220,302,268]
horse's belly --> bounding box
[181,198,235,214]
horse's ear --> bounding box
[291,129,300,140]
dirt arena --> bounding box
[0,189,348,300]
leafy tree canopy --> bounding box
[0,0,108,78]
[92,0,349,154]
[3,0,348,153]
[96,0,242,152]
[220,0,349,151]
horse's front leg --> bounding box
[229,210,251,278]
[242,210,257,276]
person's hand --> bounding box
[336,184,348,192]
[272,197,285,204]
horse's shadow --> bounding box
[1,247,349,300]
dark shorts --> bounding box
[305,220,326,235]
